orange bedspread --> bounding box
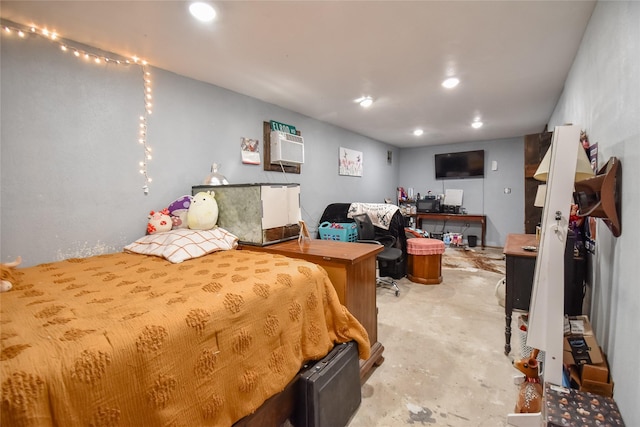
[1,249,370,426]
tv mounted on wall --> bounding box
[435,149,485,179]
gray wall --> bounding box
[398,137,525,247]
[3,3,637,421]
[547,2,639,423]
[1,35,402,267]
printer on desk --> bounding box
[442,189,463,214]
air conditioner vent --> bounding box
[283,133,304,144]
[270,131,305,165]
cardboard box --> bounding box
[544,383,625,426]
[563,316,615,398]
[580,378,614,398]
[580,351,614,397]
[582,362,609,383]
[563,335,603,366]
[567,348,614,398]
[563,315,602,366]
[565,315,594,336]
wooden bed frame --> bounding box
[234,373,298,426]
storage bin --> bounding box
[318,222,358,242]
[406,238,445,285]
[192,183,301,246]
[518,315,545,362]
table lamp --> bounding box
[533,184,547,243]
[534,184,547,208]
[533,142,594,182]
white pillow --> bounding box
[124,228,238,263]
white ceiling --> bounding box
[0,1,596,148]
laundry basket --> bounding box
[518,315,545,362]
[318,222,358,242]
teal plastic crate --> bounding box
[318,222,358,242]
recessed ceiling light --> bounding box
[189,2,217,22]
[471,121,483,129]
[360,98,373,108]
[442,77,460,89]
[354,96,374,108]
[413,129,424,136]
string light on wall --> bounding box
[2,19,154,195]
[136,59,153,194]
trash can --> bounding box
[467,235,478,247]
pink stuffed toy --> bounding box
[147,208,172,235]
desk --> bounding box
[503,233,584,355]
[239,239,384,380]
[412,213,486,248]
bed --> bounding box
[0,230,371,426]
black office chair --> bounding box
[352,213,402,296]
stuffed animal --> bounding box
[1,256,22,292]
[167,195,192,229]
[147,208,172,235]
[513,348,543,413]
[188,191,219,230]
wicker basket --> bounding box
[318,222,358,242]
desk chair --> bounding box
[352,214,402,296]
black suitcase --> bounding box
[296,341,361,427]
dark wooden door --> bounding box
[524,131,552,234]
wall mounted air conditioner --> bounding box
[270,130,305,165]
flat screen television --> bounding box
[435,149,485,179]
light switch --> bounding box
[491,160,498,171]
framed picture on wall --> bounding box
[339,147,363,177]
[241,137,260,165]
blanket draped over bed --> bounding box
[0,249,370,426]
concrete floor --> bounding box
[348,247,521,427]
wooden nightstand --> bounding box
[503,233,583,355]
[239,239,384,380]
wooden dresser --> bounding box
[239,239,384,379]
